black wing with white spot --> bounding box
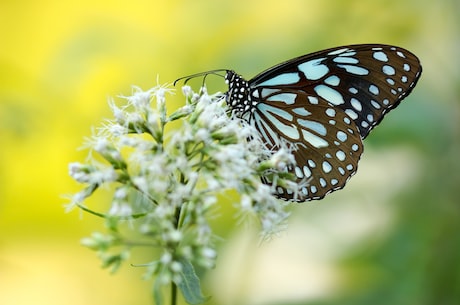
[250,44,422,139]
[224,44,422,201]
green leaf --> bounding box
[153,278,163,305]
[175,259,209,305]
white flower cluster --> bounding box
[68,84,298,286]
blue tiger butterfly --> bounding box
[175,44,422,202]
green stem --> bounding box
[170,172,185,305]
[171,281,177,305]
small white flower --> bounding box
[125,86,152,110]
[201,247,217,259]
[114,187,128,199]
[156,87,166,104]
[108,201,132,217]
[91,168,118,184]
[195,128,211,142]
[103,122,128,137]
[72,191,86,204]
[191,92,200,102]
[147,111,160,127]
[240,194,252,210]
[202,195,217,209]
[170,261,182,273]
[93,137,111,154]
[125,112,144,129]
[168,230,182,243]
[269,147,296,170]
[108,99,127,123]
[68,162,86,179]
[160,251,172,264]
[182,85,192,97]
[132,176,149,193]
[64,191,86,212]
[203,173,221,191]
[154,204,174,219]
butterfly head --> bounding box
[225,70,257,118]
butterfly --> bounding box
[176,44,422,202]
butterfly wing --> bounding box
[253,90,363,201]
[245,44,422,201]
[250,44,422,139]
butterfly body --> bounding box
[222,44,422,202]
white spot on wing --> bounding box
[370,100,381,109]
[301,187,308,195]
[328,48,348,55]
[298,58,329,80]
[324,75,340,86]
[350,98,362,111]
[333,56,359,64]
[320,178,327,187]
[314,85,345,105]
[322,161,332,173]
[307,96,319,104]
[373,51,388,62]
[337,64,369,75]
[292,108,311,116]
[325,108,336,117]
[257,104,300,140]
[258,73,300,86]
[369,84,379,95]
[303,166,312,178]
[295,166,304,178]
[302,129,328,148]
[260,88,280,98]
[266,93,298,104]
[382,65,396,76]
[298,119,327,136]
[336,150,346,161]
[345,109,358,120]
[336,131,347,142]
[396,51,406,58]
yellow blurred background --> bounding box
[1,0,459,304]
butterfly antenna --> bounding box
[173,69,228,86]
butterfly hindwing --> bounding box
[253,90,363,201]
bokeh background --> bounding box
[1,0,459,304]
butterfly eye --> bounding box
[224,44,422,202]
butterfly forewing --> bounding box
[250,44,422,139]
[223,44,422,201]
